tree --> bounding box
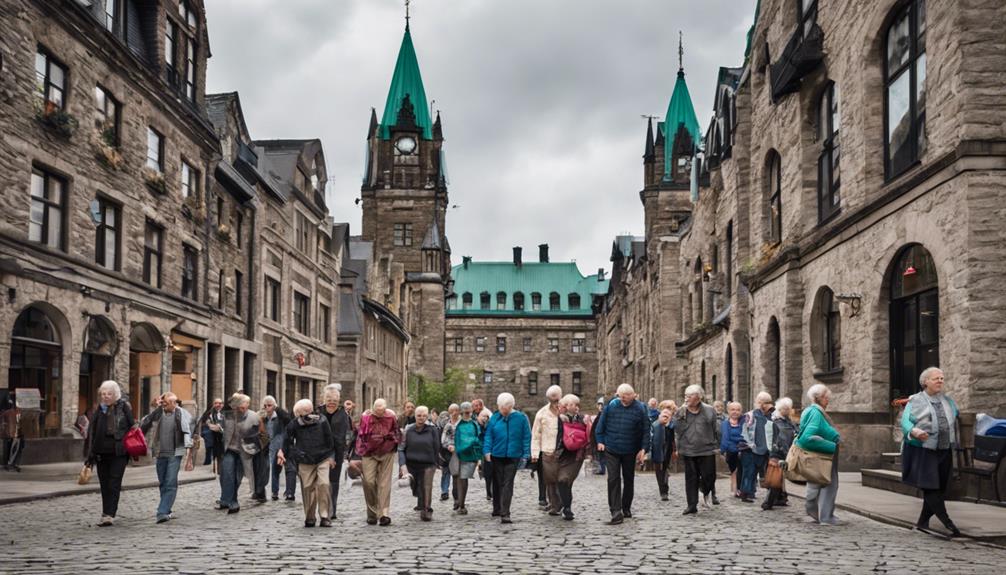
[406,368,469,412]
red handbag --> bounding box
[123,426,148,458]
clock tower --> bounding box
[361,22,449,382]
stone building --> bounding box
[446,245,608,413]
[0,0,262,461]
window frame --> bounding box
[572,371,582,395]
[94,196,120,270]
[461,292,473,309]
[549,292,560,311]
[479,292,490,310]
[527,372,538,396]
[319,302,331,343]
[522,337,532,352]
[265,275,281,322]
[181,244,198,300]
[496,292,506,311]
[146,127,164,173]
[393,222,413,247]
[143,220,163,288]
[94,85,120,147]
[817,83,841,223]
[29,167,67,251]
[475,336,486,353]
[568,293,581,310]
[767,151,783,243]
[883,0,927,180]
[483,370,493,385]
[180,159,197,200]
[234,270,243,317]
[531,292,542,311]
[293,291,311,335]
[496,336,506,353]
[571,338,585,353]
[513,292,525,311]
[548,338,559,353]
[35,48,67,110]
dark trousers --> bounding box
[4,437,25,468]
[536,454,546,502]
[95,454,129,517]
[329,458,343,516]
[919,448,954,527]
[764,485,788,508]
[491,457,518,517]
[483,460,494,499]
[604,451,637,517]
[740,451,768,497]
[201,431,215,465]
[270,448,298,497]
[654,460,670,497]
[407,461,436,512]
[682,454,716,510]
[252,451,268,499]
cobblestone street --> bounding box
[1,468,1003,574]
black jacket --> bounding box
[398,422,441,466]
[283,415,335,465]
[84,400,134,462]
[316,404,352,459]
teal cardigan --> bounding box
[795,404,840,454]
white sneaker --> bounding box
[702,493,711,508]
[98,515,113,526]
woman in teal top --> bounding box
[901,367,961,537]
[798,383,841,525]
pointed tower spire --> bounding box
[678,30,684,73]
[379,23,432,140]
[643,116,655,161]
[367,107,378,139]
[662,33,701,181]
[432,110,443,140]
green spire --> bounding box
[662,69,702,181]
[379,25,432,140]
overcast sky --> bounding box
[205,0,755,277]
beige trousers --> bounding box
[361,451,396,520]
[298,461,332,522]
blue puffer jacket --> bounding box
[595,398,651,455]
[483,410,531,460]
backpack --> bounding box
[562,419,590,452]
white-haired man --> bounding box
[139,392,194,523]
[278,399,336,527]
[317,384,352,518]
[594,384,651,525]
[261,396,295,501]
[739,391,774,502]
[483,393,531,524]
[356,398,401,526]
[531,384,564,514]
[674,385,721,515]
[218,393,260,514]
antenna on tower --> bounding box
[405,0,411,26]
[640,114,661,122]
[678,30,684,72]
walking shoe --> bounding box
[548,510,561,516]
[819,517,840,526]
[272,494,279,501]
[682,507,697,515]
[622,510,632,518]
[940,518,962,538]
[538,499,548,507]
[607,514,624,525]
[740,496,755,503]
[500,516,512,524]
[492,510,501,517]
[453,503,460,511]
[660,494,669,501]
[98,515,113,527]
[420,511,432,522]
[366,517,378,525]
[156,515,169,524]
[562,508,574,521]
[440,493,450,501]
[761,502,773,511]
[459,506,468,515]
[712,495,721,505]
[378,516,391,526]
[227,507,240,514]
[214,503,228,510]
[414,505,422,511]
[319,518,332,528]
[304,520,315,528]
[702,493,711,507]
[285,495,296,502]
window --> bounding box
[549,292,560,311]
[462,292,472,309]
[798,0,818,38]
[496,292,506,310]
[812,287,841,373]
[550,373,560,387]
[885,0,927,179]
[293,292,310,335]
[234,270,243,317]
[319,303,331,343]
[889,244,939,399]
[513,292,525,311]
[94,86,119,146]
[393,223,413,247]
[572,372,582,395]
[295,212,310,253]
[217,196,226,226]
[483,370,493,385]
[523,337,532,352]
[265,276,280,321]
[571,338,585,353]
[448,337,463,353]
[29,168,65,250]
[497,336,506,353]
[143,221,163,287]
[817,83,841,222]
[266,370,277,399]
[475,336,486,353]
[725,221,733,299]
[528,372,538,395]
[235,211,243,247]
[568,293,581,310]
[548,338,559,353]
[479,292,490,310]
[165,19,177,85]
[95,197,119,270]
[767,151,782,243]
[180,161,197,200]
[181,245,198,300]
[218,269,225,309]
[104,0,118,32]
[531,292,542,311]
[184,37,196,101]
[35,49,66,110]
[179,0,197,27]
[146,128,163,172]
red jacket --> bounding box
[355,411,400,456]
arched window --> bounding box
[811,287,841,373]
[461,292,472,310]
[725,343,734,402]
[817,83,841,222]
[766,317,781,399]
[568,293,581,310]
[549,292,560,311]
[890,244,939,399]
[884,0,927,179]
[10,306,64,437]
[479,292,490,310]
[496,291,506,310]
[767,150,782,243]
[513,292,525,311]
[531,292,542,311]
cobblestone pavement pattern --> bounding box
[1,469,1003,574]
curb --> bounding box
[0,474,216,506]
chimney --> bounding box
[513,246,522,267]
[538,243,549,263]
[462,256,471,269]
[598,268,606,281]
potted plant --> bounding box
[93,126,123,170]
[182,194,206,225]
[217,222,232,241]
[143,168,168,195]
[35,99,78,138]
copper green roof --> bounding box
[662,70,702,180]
[447,261,608,317]
[380,25,432,140]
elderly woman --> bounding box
[84,381,135,526]
[532,385,563,515]
[720,401,744,497]
[398,406,441,521]
[261,396,295,501]
[217,393,260,514]
[442,402,481,514]
[438,403,460,503]
[902,367,961,537]
[556,394,589,520]
[798,383,841,525]
[278,399,335,527]
[740,392,774,503]
[483,393,531,524]
[356,398,400,526]
[763,397,798,510]
[650,408,676,502]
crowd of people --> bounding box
[78,367,964,537]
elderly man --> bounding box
[261,396,295,501]
[675,385,721,515]
[140,392,194,523]
[483,392,531,524]
[595,384,651,525]
[439,403,460,502]
[740,391,774,503]
[317,384,352,519]
[531,385,563,515]
[356,398,401,526]
[217,393,260,514]
[279,399,336,527]
[398,401,416,430]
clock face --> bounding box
[395,136,417,155]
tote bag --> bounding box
[123,426,148,458]
[784,443,833,486]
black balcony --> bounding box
[770,22,824,101]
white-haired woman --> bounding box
[217,393,260,514]
[398,406,441,521]
[797,384,841,525]
[483,393,531,524]
[556,394,589,520]
[739,392,774,503]
[719,401,745,498]
[442,401,482,514]
[674,385,720,515]
[83,381,135,526]
[901,367,961,537]
[278,399,336,527]
[531,384,563,514]
[763,397,798,510]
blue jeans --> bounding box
[155,455,183,518]
[440,467,451,496]
[219,450,242,509]
[269,441,298,497]
[740,451,767,497]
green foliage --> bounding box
[407,368,470,412]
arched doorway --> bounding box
[766,318,781,400]
[129,323,165,418]
[725,343,734,402]
[79,315,117,418]
[8,305,65,437]
[889,244,939,399]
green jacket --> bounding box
[795,404,839,454]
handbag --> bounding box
[784,443,833,486]
[763,458,784,489]
[123,426,148,458]
[77,464,93,485]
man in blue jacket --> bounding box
[483,392,531,524]
[595,384,651,524]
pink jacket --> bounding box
[355,410,400,457]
